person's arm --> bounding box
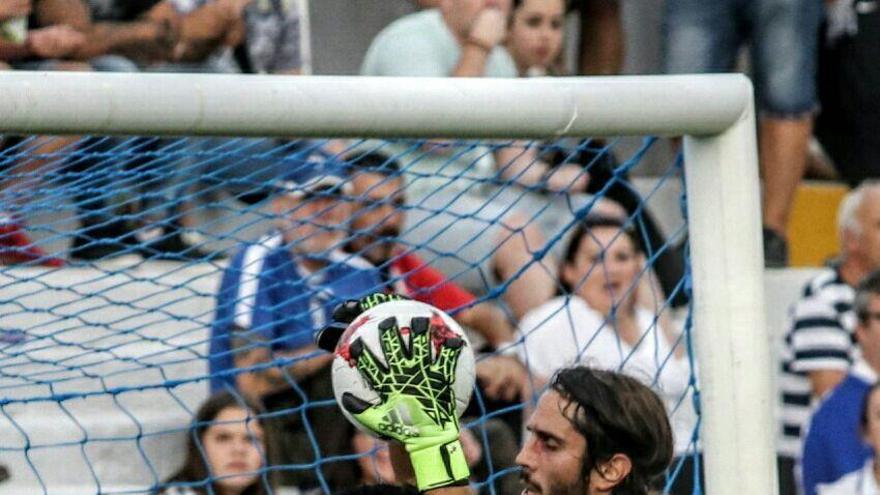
[0,0,31,23]
[233,342,332,398]
[787,295,852,399]
[33,0,90,32]
[456,302,514,349]
[475,355,536,402]
[451,8,506,77]
[164,0,250,62]
[1,24,85,60]
[72,20,174,61]
[808,370,846,399]
[494,145,589,193]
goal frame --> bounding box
[0,71,774,495]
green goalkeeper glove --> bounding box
[335,303,470,492]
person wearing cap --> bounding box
[208,151,382,490]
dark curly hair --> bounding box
[551,367,673,494]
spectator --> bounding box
[515,215,696,486]
[344,151,515,348]
[779,181,880,494]
[0,0,85,267]
[361,0,590,320]
[157,391,277,495]
[802,271,880,495]
[504,0,687,307]
[210,152,382,490]
[664,0,823,267]
[814,0,880,187]
[815,382,880,494]
[505,0,565,77]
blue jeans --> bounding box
[663,0,822,118]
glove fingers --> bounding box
[430,338,464,378]
[378,317,409,368]
[352,337,389,391]
[410,316,432,366]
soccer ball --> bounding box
[330,299,475,437]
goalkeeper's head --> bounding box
[516,366,673,495]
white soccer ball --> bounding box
[330,299,475,438]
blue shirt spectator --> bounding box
[208,151,382,393]
[802,358,876,495]
[802,268,880,495]
[209,235,379,392]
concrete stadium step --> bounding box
[0,263,219,487]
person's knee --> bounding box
[752,0,821,117]
[663,0,734,73]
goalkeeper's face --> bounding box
[517,390,589,495]
[202,406,265,493]
[272,190,353,254]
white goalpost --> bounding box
[0,71,773,495]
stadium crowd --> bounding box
[0,0,879,494]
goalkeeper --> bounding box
[319,295,675,495]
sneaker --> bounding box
[763,227,789,268]
[0,219,64,267]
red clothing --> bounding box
[389,252,475,312]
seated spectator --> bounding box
[779,181,880,492]
[815,382,880,494]
[157,391,277,495]
[515,216,695,473]
[505,0,565,77]
[801,271,880,495]
[504,0,686,306]
[0,0,85,267]
[361,0,588,320]
[210,151,382,490]
[344,150,515,348]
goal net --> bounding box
[0,72,772,495]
